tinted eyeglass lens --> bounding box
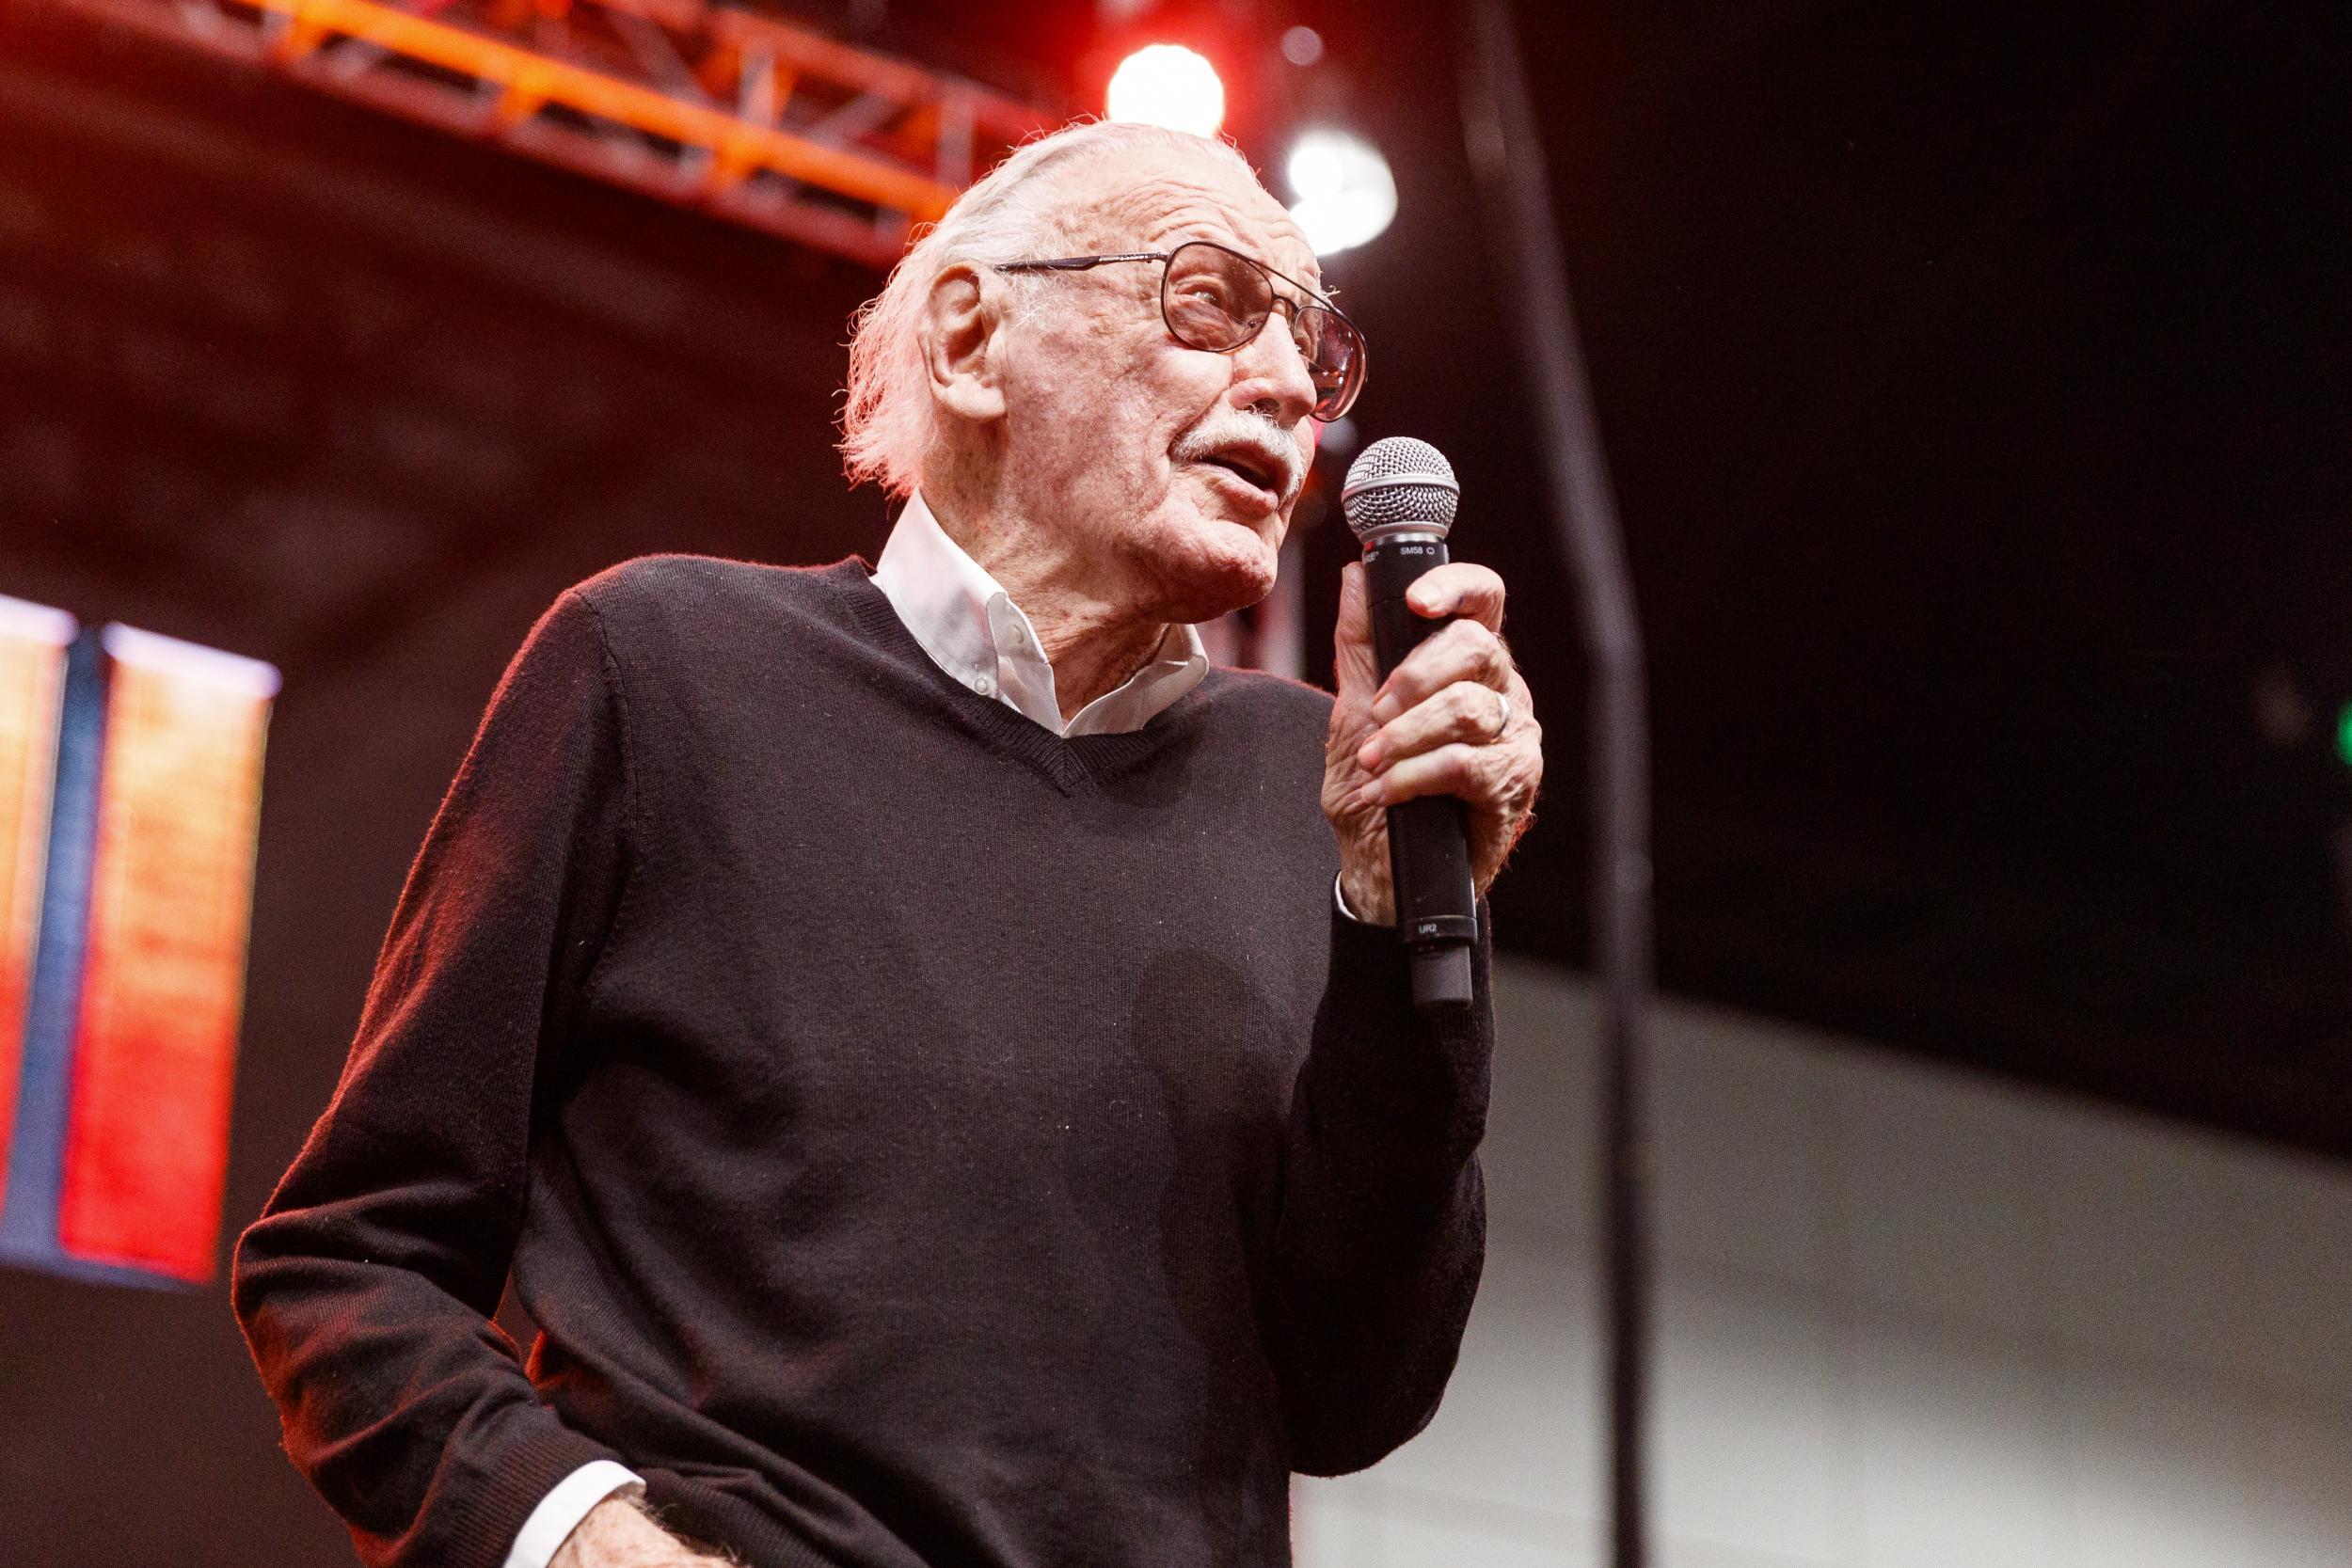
[1162,242,1267,352]
[1298,308,1360,418]
[1161,241,1363,419]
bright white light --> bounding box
[1105,45,1226,137]
[1285,129,1397,257]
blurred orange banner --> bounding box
[55,627,277,1284]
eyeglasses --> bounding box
[994,239,1368,421]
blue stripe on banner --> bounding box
[0,628,108,1272]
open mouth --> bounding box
[1191,447,1287,508]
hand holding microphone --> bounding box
[1322,437,1545,1007]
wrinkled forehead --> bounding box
[1053,146,1321,287]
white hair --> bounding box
[838,119,1261,499]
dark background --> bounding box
[0,0,2344,1560]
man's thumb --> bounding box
[1332,562,1380,695]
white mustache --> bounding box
[1171,410,1311,503]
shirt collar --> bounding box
[869,491,1208,737]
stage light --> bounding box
[2335,703,2352,768]
[1286,129,1397,257]
[1106,44,1226,137]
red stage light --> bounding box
[1105,44,1225,137]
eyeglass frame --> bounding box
[992,239,1368,421]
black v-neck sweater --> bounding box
[233,555,1492,1568]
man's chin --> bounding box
[1132,526,1280,624]
[1180,568,1279,626]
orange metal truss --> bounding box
[54,0,1057,266]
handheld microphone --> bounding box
[1340,437,1479,1009]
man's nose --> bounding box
[1228,309,1320,427]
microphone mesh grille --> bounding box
[1342,436,1459,537]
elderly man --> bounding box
[234,119,1542,1568]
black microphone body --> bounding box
[1343,438,1480,1009]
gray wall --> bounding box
[1295,958,2352,1567]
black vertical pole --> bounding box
[1458,7,1655,1568]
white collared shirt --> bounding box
[870,491,1210,736]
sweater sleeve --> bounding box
[1265,903,1494,1476]
[232,587,636,1568]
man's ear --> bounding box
[922,263,1007,426]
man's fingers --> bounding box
[1369,619,1511,724]
[1357,680,1506,771]
[1367,740,1487,806]
[1328,557,1541,895]
[1403,562,1507,631]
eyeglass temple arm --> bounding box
[995,253,1168,273]
[999,250,1349,316]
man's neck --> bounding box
[926,492,1173,724]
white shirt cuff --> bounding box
[1333,870,1367,924]
[502,1459,645,1568]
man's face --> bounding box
[988,147,1328,625]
